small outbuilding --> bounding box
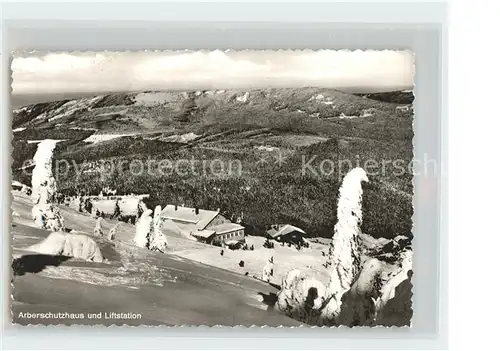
[266,224,307,245]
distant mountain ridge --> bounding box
[354,90,414,105]
[12,88,414,240]
[13,88,411,132]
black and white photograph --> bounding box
[10,50,415,327]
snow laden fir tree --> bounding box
[275,167,369,324]
[133,204,168,253]
[321,167,369,322]
[25,139,104,263]
[108,222,120,241]
[134,208,153,248]
[150,205,168,252]
[93,217,104,237]
[30,140,65,231]
[262,256,274,283]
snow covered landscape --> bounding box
[10,50,414,327]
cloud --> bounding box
[11,50,414,94]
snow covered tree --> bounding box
[91,205,99,219]
[26,231,104,262]
[262,256,274,283]
[275,269,326,324]
[31,140,57,203]
[134,209,152,248]
[321,167,369,323]
[93,217,104,236]
[108,222,120,241]
[148,205,168,252]
[374,249,413,318]
[30,140,64,231]
[133,205,169,253]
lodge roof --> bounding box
[160,205,220,230]
[210,223,245,235]
[191,229,216,238]
[266,224,307,238]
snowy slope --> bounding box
[10,190,301,326]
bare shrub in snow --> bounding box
[32,207,45,228]
[263,238,275,249]
[262,256,274,283]
[149,205,168,252]
[77,196,84,212]
[134,209,152,248]
[108,223,120,241]
[321,167,368,323]
[21,184,31,195]
[99,186,117,197]
[93,217,104,236]
[275,269,326,325]
[111,199,121,219]
[137,200,148,218]
[26,232,103,262]
[30,140,64,231]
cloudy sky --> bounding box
[11,50,414,95]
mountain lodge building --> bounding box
[160,205,245,246]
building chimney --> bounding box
[195,207,199,215]
[175,204,178,211]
